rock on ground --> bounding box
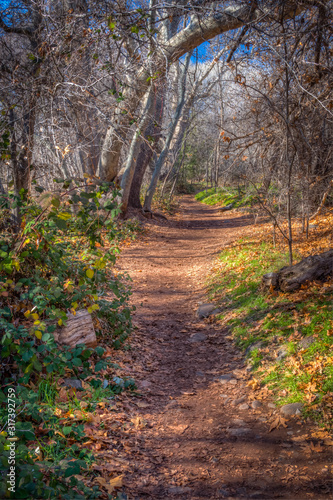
[196,303,220,319]
[189,332,207,342]
[280,402,303,416]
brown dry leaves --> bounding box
[95,475,123,495]
[269,415,288,432]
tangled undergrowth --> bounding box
[0,179,138,499]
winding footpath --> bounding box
[113,196,332,500]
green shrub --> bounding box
[0,178,134,498]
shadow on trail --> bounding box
[117,195,332,500]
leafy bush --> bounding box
[0,178,134,498]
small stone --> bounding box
[62,378,82,389]
[139,380,151,388]
[219,489,230,498]
[251,400,262,409]
[245,342,264,356]
[219,203,233,212]
[268,403,276,409]
[219,374,233,383]
[298,336,315,350]
[196,303,217,319]
[249,492,266,499]
[168,486,192,494]
[276,348,288,361]
[228,427,250,437]
[231,396,246,406]
[229,378,238,385]
[232,418,246,426]
[239,403,249,410]
[280,402,303,417]
[189,332,207,342]
[196,370,205,377]
[258,417,266,422]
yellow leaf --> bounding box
[247,378,260,390]
[86,269,94,279]
[107,475,123,493]
[95,477,107,488]
[24,310,31,318]
[58,319,63,326]
[54,430,66,439]
[35,331,42,339]
[31,313,39,320]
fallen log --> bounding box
[53,309,97,348]
[262,249,333,292]
[218,203,233,212]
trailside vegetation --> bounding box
[0,179,135,499]
[208,210,333,429]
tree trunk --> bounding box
[262,249,333,292]
[144,52,192,211]
[127,92,163,209]
[120,85,155,213]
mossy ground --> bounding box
[209,237,333,428]
[195,186,255,208]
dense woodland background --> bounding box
[0,0,332,225]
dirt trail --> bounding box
[115,196,332,500]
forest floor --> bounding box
[106,196,332,500]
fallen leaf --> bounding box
[269,416,288,432]
[247,378,260,390]
[310,441,324,453]
[107,475,123,494]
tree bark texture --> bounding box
[262,249,333,292]
[97,0,314,183]
[53,309,97,348]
